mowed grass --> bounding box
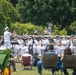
[12,63,72,75]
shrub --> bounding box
[59,28,67,35]
[52,25,59,35]
[69,21,76,35]
[11,22,44,35]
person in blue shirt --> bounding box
[37,45,62,75]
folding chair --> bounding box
[43,53,58,69]
[22,56,32,70]
[63,55,76,68]
[62,54,76,75]
[43,53,62,75]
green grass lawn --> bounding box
[12,67,52,75]
[11,63,72,75]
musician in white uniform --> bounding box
[4,27,12,49]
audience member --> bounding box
[20,49,33,70]
[61,47,76,75]
[37,45,58,75]
[33,53,40,66]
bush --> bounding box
[52,25,67,35]
[69,21,76,35]
[59,28,67,35]
[11,22,44,35]
[52,25,59,35]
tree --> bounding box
[0,0,19,35]
[10,0,18,7]
[17,0,50,25]
[17,0,76,31]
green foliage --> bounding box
[52,25,67,35]
[16,0,76,29]
[0,0,76,35]
[69,21,76,35]
[59,28,67,35]
[12,63,72,75]
[11,22,44,35]
[52,25,59,35]
[16,0,50,25]
[0,0,19,35]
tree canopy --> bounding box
[17,0,76,29]
[0,0,76,35]
[0,0,19,35]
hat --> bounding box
[56,35,59,37]
[27,36,31,39]
[61,41,66,45]
[5,26,8,30]
[25,50,29,52]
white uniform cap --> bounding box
[5,26,8,30]
[25,49,29,52]
[61,40,66,45]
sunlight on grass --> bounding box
[12,63,72,75]
[12,67,52,75]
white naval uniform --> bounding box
[54,45,66,57]
[70,40,74,52]
[20,46,28,55]
[4,31,12,49]
[36,44,45,56]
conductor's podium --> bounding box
[0,49,12,75]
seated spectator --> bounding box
[37,45,61,75]
[20,49,33,70]
[33,53,40,66]
[61,47,76,75]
